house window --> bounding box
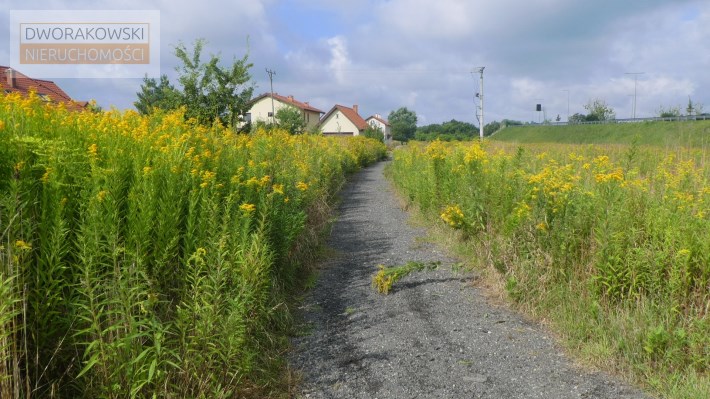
[244,113,251,123]
[268,112,273,117]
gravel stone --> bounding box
[289,160,652,399]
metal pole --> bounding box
[625,72,644,119]
[473,67,485,140]
[266,68,276,123]
[479,67,484,140]
[562,89,569,122]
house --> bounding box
[246,92,324,130]
[319,104,368,136]
[0,65,87,110]
[366,113,392,142]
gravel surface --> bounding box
[289,160,651,399]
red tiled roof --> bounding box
[366,114,390,126]
[321,104,368,131]
[0,65,86,110]
[251,92,324,114]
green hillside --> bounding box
[492,120,710,147]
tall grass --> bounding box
[389,139,709,397]
[0,91,386,398]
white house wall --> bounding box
[248,97,321,129]
[320,111,360,136]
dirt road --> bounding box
[289,161,650,399]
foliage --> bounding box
[372,261,439,294]
[363,124,384,143]
[658,105,682,118]
[135,38,254,129]
[389,138,709,398]
[275,106,306,135]
[569,113,587,124]
[0,91,386,398]
[484,121,501,136]
[583,98,616,121]
[134,74,180,115]
[389,107,418,142]
[415,119,477,141]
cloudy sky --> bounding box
[2,0,709,126]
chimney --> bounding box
[288,95,294,101]
[5,68,16,88]
[353,104,359,114]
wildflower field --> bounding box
[389,138,709,397]
[0,92,386,398]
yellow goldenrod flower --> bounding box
[15,240,32,251]
[239,203,256,213]
[296,181,309,191]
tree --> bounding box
[134,74,179,115]
[483,121,501,136]
[275,106,305,135]
[583,98,615,121]
[414,119,477,141]
[569,113,586,124]
[362,124,384,142]
[657,105,681,118]
[388,107,417,142]
[134,38,254,128]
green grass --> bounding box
[493,120,710,147]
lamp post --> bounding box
[625,72,644,119]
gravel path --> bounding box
[289,160,651,399]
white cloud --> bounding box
[325,36,350,85]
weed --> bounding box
[372,261,439,295]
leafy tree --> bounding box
[483,121,501,136]
[134,74,179,115]
[657,105,681,118]
[363,124,384,142]
[583,98,615,121]
[275,106,305,135]
[686,97,703,116]
[388,107,418,142]
[569,113,587,124]
[415,119,477,141]
[134,38,254,129]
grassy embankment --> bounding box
[493,120,710,147]
[0,91,386,398]
[389,122,709,398]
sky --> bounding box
[2,0,709,126]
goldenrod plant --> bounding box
[372,261,439,295]
[389,138,709,398]
[0,91,385,398]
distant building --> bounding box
[246,93,324,130]
[0,65,87,110]
[366,114,391,142]
[319,104,368,136]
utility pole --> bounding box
[473,67,485,140]
[266,68,276,123]
[625,72,644,119]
